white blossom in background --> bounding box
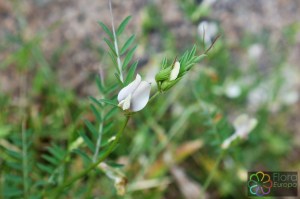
[221,114,257,149]
[247,65,300,112]
[248,43,263,60]
[118,74,151,112]
[225,83,242,98]
[213,78,243,98]
[197,21,218,46]
[247,82,270,111]
[282,91,299,105]
[233,114,257,138]
[271,65,300,111]
[202,0,217,7]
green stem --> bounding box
[83,171,97,198]
[93,117,104,162]
[21,120,29,199]
[109,0,123,82]
[202,150,226,193]
[51,116,130,198]
[84,114,104,197]
[148,91,160,104]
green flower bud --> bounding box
[161,77,182,91]
[155,67,172,82]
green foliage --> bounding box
[1,1,299,199]
[99,15,137,85]
[1,130,33,198]
[156,45,207,92]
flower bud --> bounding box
[169,61,180,81]
[161,78,181,91]
[155,67,172,82]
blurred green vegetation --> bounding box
[1,1,299,199]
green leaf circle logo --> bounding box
[248,171,273,196]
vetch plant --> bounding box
[49,9,218,197]
[1,1,220,198]
[2,1,299,199]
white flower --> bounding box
[233,114,257,139]
[202,0,217,7]
[282,91,299,105]
[221,134,238,149]
[221,114,257,149]
[248,43,263,60]
[170,61,180,81]
[197,21,218,45]
[225,84,241,98]
[118,74,151,112]
[247,83,270,110]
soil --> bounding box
[1,0,299,96]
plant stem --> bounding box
[51,116,130,198]
[92,117,104,162]
[83,171,97,198]
[202,150,226,193]
[86,114,104,197]
[148,91,160,104]
[21,119,29,199]
[109,0,123,82]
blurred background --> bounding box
[1,0,300,198]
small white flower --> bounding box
[248,43,263,60]
[282,91,299,105]
[247,84,270,110]
[118,74,151,112]
[221,114,257,149]
[169,61,180,81]
[225,84,241,98]
[233,114,257,139]
[197,21,218,45]
[221,134,238,149]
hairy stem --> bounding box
[85,115,104,197]
[22,119,29,199]
[109,0,123,82]
[92,118,104,162]
[51,116,130,198]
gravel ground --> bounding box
[1,0,299,95]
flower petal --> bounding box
[233,114,248,130]
[221,133,238,149]
[130,81,151,112]
[118,94,132,111]
[117,74,141,102]
[170,61,180,81]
